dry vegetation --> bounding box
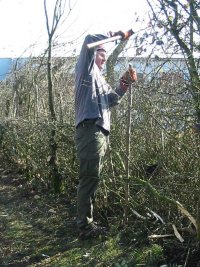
[0,53,200,266]
[0,0,200,265]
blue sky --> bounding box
[0,0,150,57]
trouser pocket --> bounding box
[75,124,107,160]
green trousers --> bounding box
[75,120,108,229]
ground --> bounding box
[0,164,130,267]
[1,163,200,267]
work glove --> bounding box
[120,64,137,88]
[110,29,134,40]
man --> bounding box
[75,31,137,240]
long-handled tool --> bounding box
[87,29,134,49]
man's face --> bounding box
[95,49,107,71]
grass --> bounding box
[1,164,198,267]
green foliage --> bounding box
[129,244,164,266]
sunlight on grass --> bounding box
[35,237,124,267]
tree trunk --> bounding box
[46,37,62,193]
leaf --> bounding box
[176,201,197,230]
[148,209,165,224]
[149,234,174,240]
[131,209,147,220]
[47,156,51,162]
[172,224,184,243]
[41,253,50,258]
[48,209,56,214]
[184,3,189,9]
[83,252,91,258]
[121,259,128,266]
[114,151,125,171]
[139,37,145,45]
[156,40,164,46]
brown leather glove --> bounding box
[120,65,137,85]
[111,29,134,40]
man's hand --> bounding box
[110,29,134,40]
[121,65,137,85]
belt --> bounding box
[77,119,97,128]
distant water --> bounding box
[0,58,27,80]
[0,57,190,81]
[0,58,13,80]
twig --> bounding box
[183,248,190,267]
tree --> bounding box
[44,0,68,193]
[146,0,200,123]
[144,0,200,240]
